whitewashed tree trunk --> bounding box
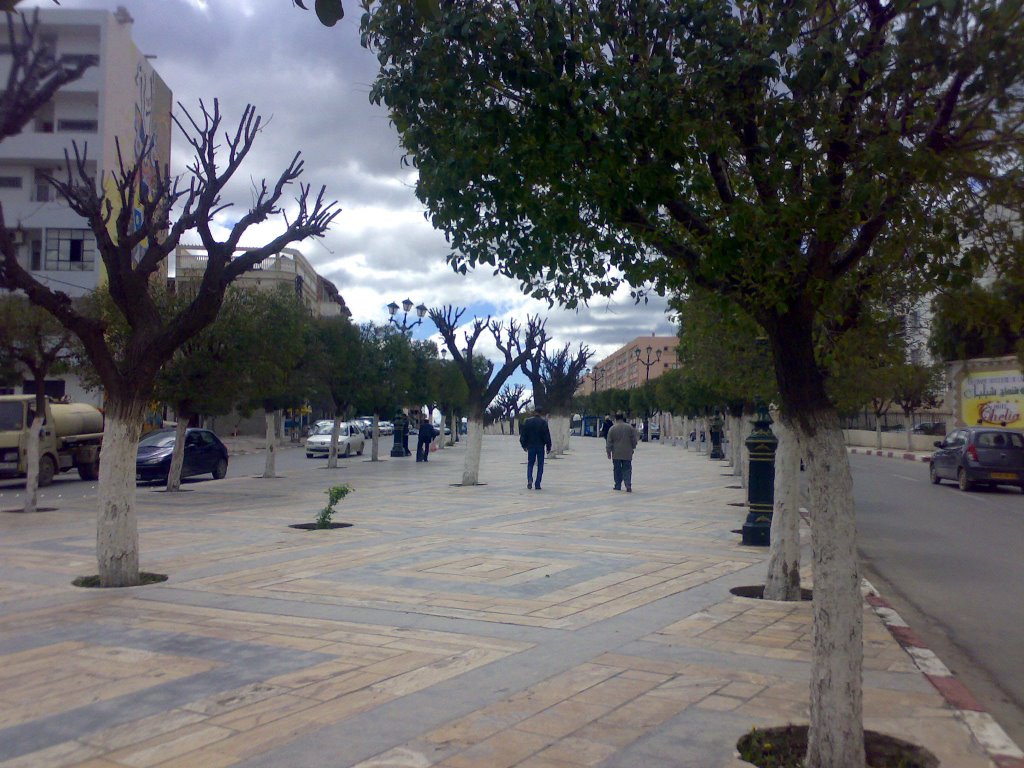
[875,420,882,449]
[462,417,484,485]
[165,420,189,491]
[739,413,753,488]
[730,414,743,476]
[800,414,864,768]
[551,412,570,454]
[275,409,284,443]
[327,417,341,469]
[764,417,802,601]
[23,412,43,513]
[905,412,913,452]
[97,400,146,587]
[262,410,277,478]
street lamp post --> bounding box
[387,298,428,334]
[584,366,605,438]
[634,345,661,442]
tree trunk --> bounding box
[800,410,864,768]
[551,412,570,454]
[97,398,146,587]
[764,416,802,601]
[23,412,43,513]
[905,412,913,452]
[875,420,882,449]
[165,420,189,491]
[262,410,277,478]
[275,409,284,443]
[327,417,341,469]
[462,416,484,485]
[730,414,743,476]
[739,413,753,487]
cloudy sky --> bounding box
[30,0,677,378]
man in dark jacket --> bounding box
[605,413,639,492]
[519,409,552,490]
[416,418,438,462]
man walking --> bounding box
[606,413,639,492]
[416,418,438,462]
[519,409,552,490]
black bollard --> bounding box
[741,403,778,546]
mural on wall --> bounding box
[961,369,1023,428]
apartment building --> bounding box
[174,245,350,318]
[0,6,171,298]
[584,335,679,393]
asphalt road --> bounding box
[851,452,1024,748]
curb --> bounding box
[864,579,1024,768]
[847,446,931,463]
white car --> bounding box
[305,421,365,458]
[378,420,394,436]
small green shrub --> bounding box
[316,484,352,528]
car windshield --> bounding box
[138,431,176,448]
[313,423,338,436]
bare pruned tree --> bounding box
[428,306,547,484]
[519,342,591,454]
[494,383,529,435]
[0,12,339,586]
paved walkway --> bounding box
[0,436,1014,767]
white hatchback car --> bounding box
[304,421,365,458]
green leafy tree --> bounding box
[234,286,314,478]
[361,3,1024,763]
[355,323,415,460]
[307,315,363,468]
[929,263,1024,366]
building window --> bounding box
[56,119,98,132]
[44,229,95,271]
[0,176,22,188]
[30,240,42,271]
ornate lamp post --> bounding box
[387,298,427,334]
[741,402,778,546]
[583,366,605,438]
[634,346,661,442]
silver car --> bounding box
[305,421,365,458]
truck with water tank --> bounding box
[0,395,103,485]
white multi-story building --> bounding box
[173,246,350,318]
[0,6,171,298]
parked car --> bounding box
[929,427,1024,492]
[913,421,946,436]
[135,428,229,484]
[305,421,365,458]
[378,420,394,436]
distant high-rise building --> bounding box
[0,7,172,298]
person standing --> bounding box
[600,414,613,438]
[519,409,552,490]
[416,418,438,462]
[606,413,639,492]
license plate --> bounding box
[990,472,1018,481]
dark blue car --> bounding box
[136,428,229,484]
[930,427,1024,492]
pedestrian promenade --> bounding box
[0,435,1012,767]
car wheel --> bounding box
[77,459,99,481]
[357,444,364,456]
[957,468,973,492]
[212,458,227,480]
[306,453,314,459]
[342,444,350,458]
[929,463,941,485]
[38,454,56,487]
